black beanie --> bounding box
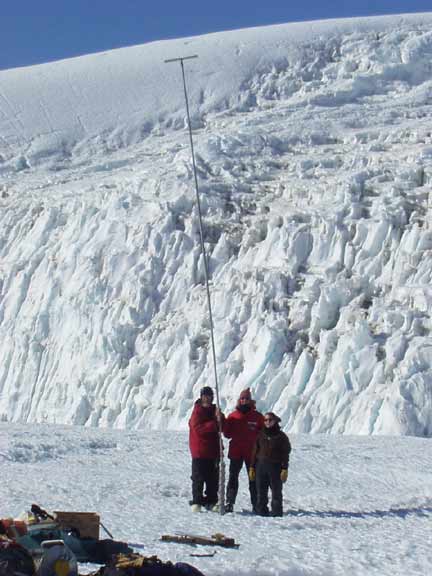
[200,386,214,398]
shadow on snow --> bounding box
[284,505,432,519]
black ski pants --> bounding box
[191,458,219,506]
[226,458,257,509]
[256,460,284,516]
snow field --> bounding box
[1,424,431,575]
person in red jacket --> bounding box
[223,388,264,513]
[188,386,224,512]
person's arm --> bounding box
[216,408,225,423]
[222,413,234,438]
[190,407,219,436]
[280,434,291,469]
[256,412,265,432]
[250,434,260,468]
[248,435,260,480]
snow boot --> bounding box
[191,504,202,513]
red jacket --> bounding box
[223,406,264,462]
[189,400,222,459]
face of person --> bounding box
[239,395,250,405]
[264,414,276,427]
[201,393,213,407]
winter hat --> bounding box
[239,388,252,401]
[200,386,214,398]
[265,412,281,423]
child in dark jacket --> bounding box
[250,412,291,517]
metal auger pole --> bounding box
[165,55,225,515]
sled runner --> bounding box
[161,533,239,549]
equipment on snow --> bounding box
[93,552,206,576]
[31,505,55,522]
[99,522,114,540]
[160,533,239,549]
[189,552,216,558]
[1,505,131,565]
[0,536,36,576]
[53,511,100,540]
[0,520,28,540]
[37,540,78,576]
[18,527,131,564]
[2,506,209,575]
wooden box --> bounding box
[54,511,100,540]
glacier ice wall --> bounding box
[1,14,432,434]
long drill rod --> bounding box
[165,55,225,514]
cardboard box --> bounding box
[53,511,100,540]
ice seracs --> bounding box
[1,13,432,435]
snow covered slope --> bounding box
[1,13,432,434]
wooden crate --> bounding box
[54,511,100,540]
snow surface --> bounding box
[1,423,431,576]
[1,13,432,434]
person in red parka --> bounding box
[188,386,224,512]
[223,388,264,513]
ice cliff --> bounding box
[1,13,432,434]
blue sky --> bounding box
[2,1,432,70]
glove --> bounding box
[248,467,256,481]
[280,469,288,483]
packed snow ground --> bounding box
[1,13,432,434]
[1,423,431,576]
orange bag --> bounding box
[0,518,28,538]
